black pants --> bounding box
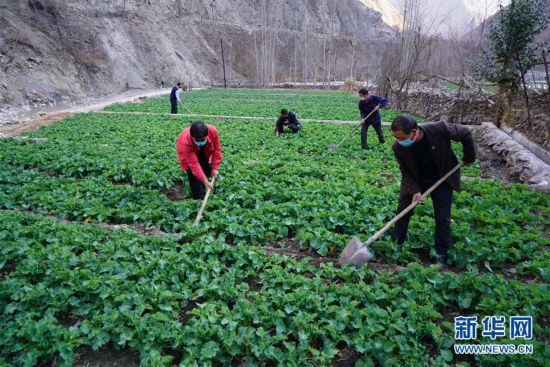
[186,151,211,199]
[276,118,301,133]
[171,102,178,114]
[361,119,385,148]
[392,182,453,256]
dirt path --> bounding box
[0,89,170,137]
[0,112,76,137]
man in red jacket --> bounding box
[176,121,223,199]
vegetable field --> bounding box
[105,88,409,122]
[0,89,548,366]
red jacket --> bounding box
[176,124,222,183]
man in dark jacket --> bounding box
[390,116,476,267]
[170,82,182,114]
[358,87,387,149]
[275,109,301,136]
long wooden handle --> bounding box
[334,108,378,148]
[334,122,363,147]
[363,162,462,246]
[193,176,217,227]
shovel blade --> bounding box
[348,247,373,267]
[338,236,363,265]
[327,144,338,151]
[339,236,374,267]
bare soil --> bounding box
[73,345,139,367]
[332,347,362,366]
[0,112,74,136]
[162,182,188,201]
[264,238,407,273]
[2,209,174,239]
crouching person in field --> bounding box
[176,121,222,199]
[390,116,476,267]
[275,109,301,136]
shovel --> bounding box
[327,107,379,151]
[338,162,462,267]
[192,176,217,227]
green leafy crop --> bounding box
[0,89,547,366]
[105,88,415,122]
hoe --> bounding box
[193,176,217,227]
[327,107,379,151]
[339,163,462,266]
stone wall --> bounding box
[388,88,496,125]
[390,88,550,151]
[501,94,550,150]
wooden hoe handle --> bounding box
[193,176,217,227]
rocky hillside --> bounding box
[386,0,509,37]
[0,0,398,107]
[463,1,550,43]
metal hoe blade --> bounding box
[338,236,364,265]
[338,236,373,267]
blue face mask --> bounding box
[194,139,207,147]
[398,131,417,147]
[399,139,415,147]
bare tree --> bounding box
[302,0,308,83]
[253,3,261,85]
[378,0,444,105]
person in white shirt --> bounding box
[170,82,182,114]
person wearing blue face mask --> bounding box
[176,121,223,199]
[389,115,476,267]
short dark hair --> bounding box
[190,121,208,139]
[391,115,418,134]
[177,82,182,87]
[358,87,369,96]
[280,109,289,115]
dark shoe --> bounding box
[436,254,447,268]
[379,140,386,144]
[362,145,370,150]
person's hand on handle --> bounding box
[412,192,424,203]
[211,170,219,179]
[374,105,380,110]
[204,180,214,191]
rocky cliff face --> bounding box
[0,0,397,107]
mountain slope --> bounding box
[385,0,509,37]
[359,0,402,28]
[0,0,398,107]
